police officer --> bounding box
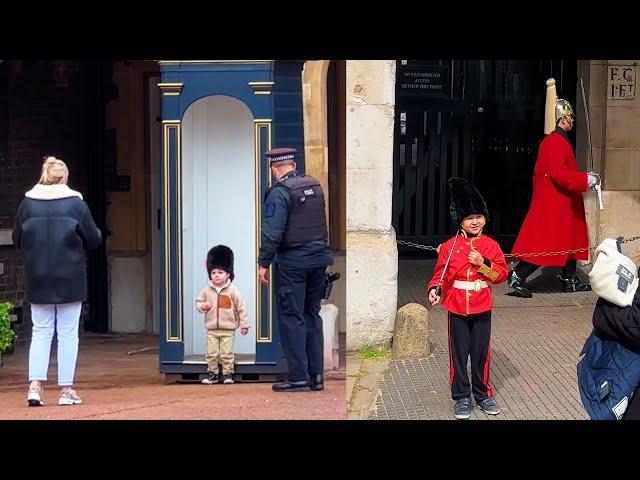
[258,147,333,392]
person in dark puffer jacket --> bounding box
[12,156,102,407]
[591,279,640,419]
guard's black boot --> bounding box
[508,270,533,298]
[559,276,592,293]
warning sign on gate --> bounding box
[398,65,449,98]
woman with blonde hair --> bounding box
[12,156,102,406]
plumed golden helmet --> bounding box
[555,98,574,122]
[544,78,575,133]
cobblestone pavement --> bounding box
[372,259,594,420]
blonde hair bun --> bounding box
[40,156,69,185]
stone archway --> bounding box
[302,60,331,231]
[302,60,347,252]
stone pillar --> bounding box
[582,60,640,263]
[577,60,606,263]
[346,61,398,350]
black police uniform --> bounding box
[259,167,333,392]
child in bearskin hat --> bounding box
[195,245,250,385]
[426,177,508,419]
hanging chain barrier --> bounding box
[397,235,640,258]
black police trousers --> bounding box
[275,265,326,383]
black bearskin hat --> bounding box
[448,177,490,226]
[206,245,234,282]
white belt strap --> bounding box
[452,280,489,291]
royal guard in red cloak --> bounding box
[508,78,599,298]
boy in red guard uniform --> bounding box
[427,177,508,420]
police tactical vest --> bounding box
[278,174,328,248]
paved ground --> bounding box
[0,333,346,420]
[347,354,389,420]
[371,259,594,420]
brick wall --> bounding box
[0,60,93,339]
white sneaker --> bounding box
[58,388,83,406]
[27,385,44,407]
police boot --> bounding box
[559,276,592,293]
[272,380,311,392]
[508,270,532,298]
[310,374,324,391]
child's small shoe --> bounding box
[201,372,219,385]
[477,397,501,415]
[454,397,472,419]
[222,373,234,384]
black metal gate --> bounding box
[393,59,577,254]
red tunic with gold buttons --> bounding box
[427,231,508,316]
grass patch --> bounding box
[361,346,391,360]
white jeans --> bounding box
[28,302,82,387]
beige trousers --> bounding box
[205,330,236,374]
